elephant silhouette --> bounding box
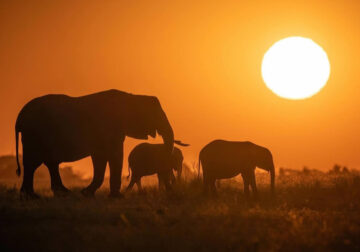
[199,140,275,197]
[15,89,183,198]
[126,143,187,192]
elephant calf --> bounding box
[126,143,184,192]
[199,140,275,198]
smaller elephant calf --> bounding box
[126,143,184,192]
[199,140,275,198]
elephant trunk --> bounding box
[157,109,174,153]
[177,165,182,181]
[269,164,275,194]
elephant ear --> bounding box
[251,143,271,170]
[249,143,259,167]
[121,94,158,139]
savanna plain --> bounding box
[0,156,359,251]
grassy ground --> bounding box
[0,171,360,251]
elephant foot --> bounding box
[20,190,40,200]
[165,187,174,194]
[53,188,71,198]
[81,188,95,198]
[109,191,124,199]
[202,188,210,197]
[211,192,218,199]
[203,189,218,199]
[137,188,146,195]
[270,190,276,198]
[124,188,135,195]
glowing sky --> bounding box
[1,0,360,174]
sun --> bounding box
[261,37,330,100]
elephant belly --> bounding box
[51,144,91,163]
[214,168,241,179]
[203,163,243,179]
[130,150,171,177]
[18,93,124,163]
[22,132,91,163]
[132,164,158,177]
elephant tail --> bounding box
[198,155,201,179]
[15,127,21,177]
[127,164,131,180]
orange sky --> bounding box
[1,0,360,175]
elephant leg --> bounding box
[249,169,258,199]
[125,175,140,192]
[209,178,217,196]
[136,179,142,191]
[20,164,39,199]
[170,170,176,185]
[82,155,107,197]
[158,172,172,191]
[125,179,136,192]
[216,180,221,188]
[163,175,172,192]
[203,173,210,195]
[241,173,250,199]
[45,162,69,196]
[157,173,164,190]
[20,150,42,199]
[108,143,124,198]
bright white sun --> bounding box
[261,36,330,100]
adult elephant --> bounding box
[15,89,177,198]
[199,140,275,197]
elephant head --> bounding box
[118,92,174,153]
[254,146,275,193]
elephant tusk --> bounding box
[174,140,190,147]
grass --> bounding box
[0,171,360,251]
